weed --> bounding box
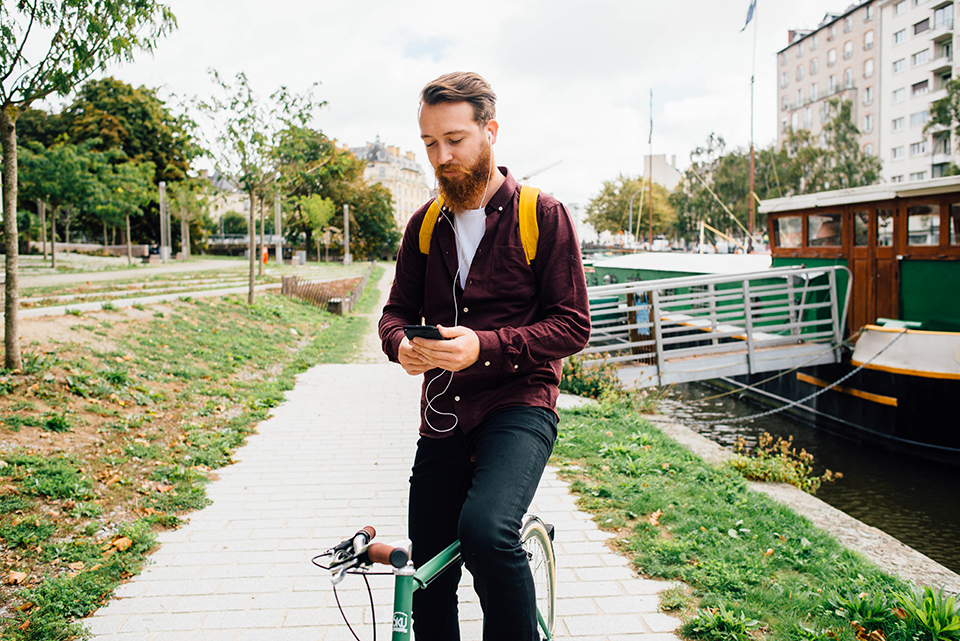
[2,414,42,431]
[65,308,83,317]
[101,301,117,311]
[10,400,37,412]
[42,410,73,433]
[69,501,103,518]
[132,302,146,311]
[1,454,94,500]
[0,517,56,549]
[893,586,960,640]
[560,353,623,400]
[660,585,691,612]
[828,589,898,629]
[102,368,130,387]
[0,495,32,514]
[726,432,841,494]
[154,311,164,318]
[682,604,761,641]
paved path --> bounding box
[83,271,683,641]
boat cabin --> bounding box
[761,176,960,333]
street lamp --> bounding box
[628,188,644,250]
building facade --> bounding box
[643,154,684,192]
[879,0,955,183]
[351,136,433,229]
[777,1,881,158]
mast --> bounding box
[749,1,758,237]
[648,89,654,249]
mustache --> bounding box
[436,162,470,177]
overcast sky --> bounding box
[90,0,848,210]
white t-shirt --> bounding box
[454,208,486,289]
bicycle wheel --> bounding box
[520,514,556,640]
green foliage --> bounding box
[0,518,56,549]
[894,587,960,640]
[348,182,400,260]
[560,353,667,413]
[828,589,899,629]
[682,604,761,641]
[726,432,841,494]
[585,174,677,238]
[42,410,73,433]
[0,454,93,500]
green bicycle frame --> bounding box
[388,539,551,640]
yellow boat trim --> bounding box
[848,360,960,381]
[864,324,960,337]
[796,372,898,407]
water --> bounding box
[658,383,960,574]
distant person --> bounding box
[379,71,591,640]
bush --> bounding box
[725,432,841,494]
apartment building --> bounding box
[879,0,955,182]
[777,1,880,156]
[351,136,433,229]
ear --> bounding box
[485,120,499,145]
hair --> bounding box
[420,72,497,127]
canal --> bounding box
[658,382,960,575]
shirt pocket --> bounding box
[491,245,537,301]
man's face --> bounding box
[419,101,496,212]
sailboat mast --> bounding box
[648,89,654,248]
[749,1,758,236]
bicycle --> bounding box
[313,514,557,640]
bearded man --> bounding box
[379,71,591,640]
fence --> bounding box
[280,263,374,315]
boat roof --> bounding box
[593,252,772,274]
[759,175,960,214]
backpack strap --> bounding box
[418,186,541,262]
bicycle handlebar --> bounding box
[365,542,410,568]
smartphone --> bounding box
[403,325,449,341]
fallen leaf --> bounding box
[7,571,27,585]
[112,537,133,551]
[104,474,121,486]
[764,548,774,557]
[156,485,174,494]
[649,509,663,526]
[68,561,85,571]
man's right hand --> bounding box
[398,337,434,375]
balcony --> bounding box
[929,18,954,40]
[930,53,954,74]
[933,151,953,165]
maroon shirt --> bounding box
[379,167,591,437]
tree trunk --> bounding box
[126,214,132,265]
[1,105,22,370]
[248,190,256,305]
[180,212,189,260]
[51,208,58,269]
[258,197,265,277]
[103,220,108,248]
[38,200,47,260]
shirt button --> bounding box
[454,396,461,401]
[463,307,469,313]
[484,361,490,366]
[498,206,503,211]
[514,364,519,370]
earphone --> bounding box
[487,131,493,143]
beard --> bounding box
[435,142,492,213]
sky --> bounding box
[84,0,851,212]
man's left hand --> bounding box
[409,325,480,372]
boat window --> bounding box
[951,203,960,245]
[853,210,869,246]
[808,214,842,247]
[877,209,894,246]
[774,216,802,248]
[906,204,941,246]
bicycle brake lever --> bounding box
[331,564,350,585]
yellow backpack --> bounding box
[418,185,541,264]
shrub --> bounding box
[682,604,760,641]
[725,432,841,494]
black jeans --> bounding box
[408,406,557,641]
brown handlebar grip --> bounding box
[366,542,409,568]
[359,525,376,541]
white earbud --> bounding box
[487,131,493,143]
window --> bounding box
[854,210,870,246]
[864,30,874,49]
[894,1,906,15]
[909,171,929,181]
[828,74,837,93]
[811,58,819,74]
[934,4,953,28]
[811,34,818,50]
[864,58,874,77]
[865,143,874,155]
[774,216,802,248]
[780,52,788,66]
[893,88,906,103]
[844,41,854,58]
[865,4,874,20]
[792,112,800,130]
[894,29,905,44]
[782,118,789,133]
[782,95,789,111]
[912,49,930,66]
[935,133,951,154]
[910,110,929,127]
[845,16,853,31]
[804,107,813,128]
[892,146,905,159]
[878,209,894,245]
[912,80,929,95]
[863,85,872,104]
[796,88,803,106]
[797,65,804,81]
[893,58,905,74]
[811,82,819,100]
[808,214,842,247]
[950,203,960,245]
[910,140,928,155]
[893,116,905,131]
[781,72,788,88]
[829,24,837,39]
[914,18,930,34]
[891,175,905,183]
[907,204,939,244]
[844,68,853,87]
[828,48,837,66]
[797,41,804,56]
[863,114,874,132]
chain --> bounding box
[683,329,907,427]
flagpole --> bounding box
[749,0,758,238]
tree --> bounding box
[347,182,400,260]
[585,174,676,241]
[197,70,319,303]
[166,179,211,259]
[93,156,156,264]
[0,0,176,369]
[820,98,882,189]
[925,78,960,174]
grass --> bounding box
[552,399,953,641]
[0,264,379,640]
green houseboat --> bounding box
[757,176,960,465]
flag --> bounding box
[741,0,756,32]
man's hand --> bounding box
[407,325,480,373]
[398,336,435,376]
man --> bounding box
[379,71,590,640]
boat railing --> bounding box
[581,264,852,388]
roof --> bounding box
[593,252,772,275]
[759,175,960,213]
